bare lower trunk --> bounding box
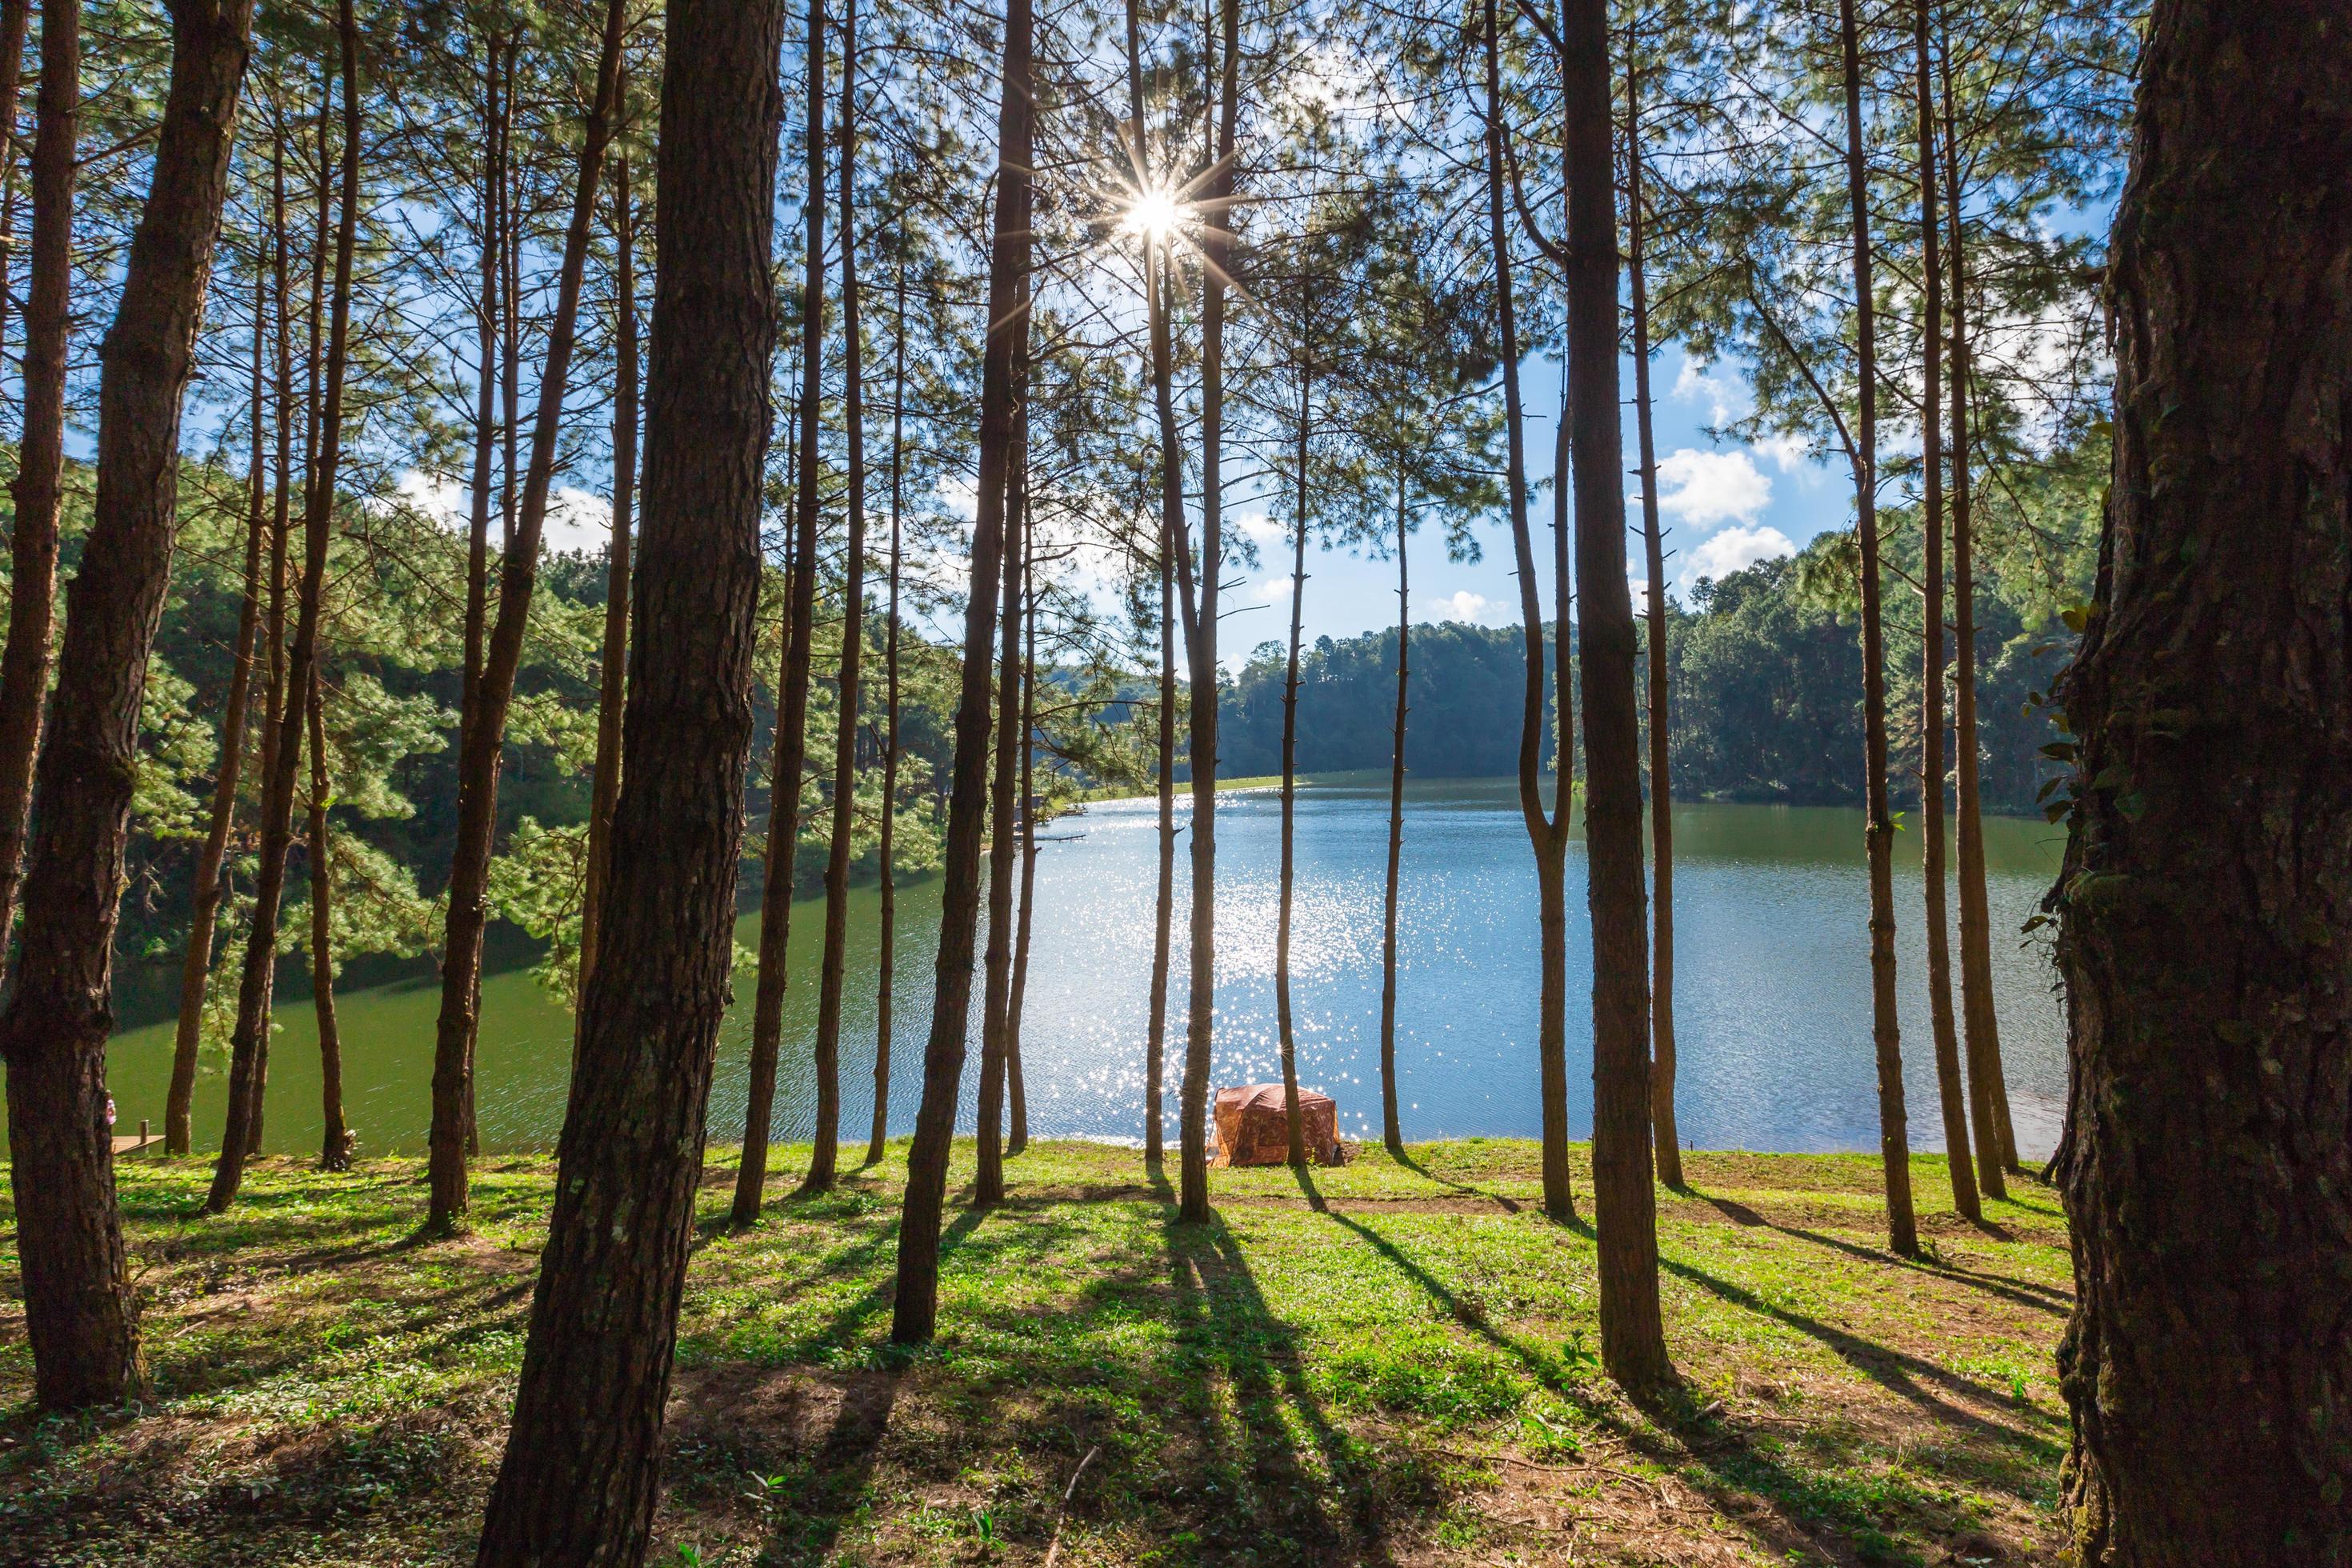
[892,0,1030,1341]
[4,0,254,1406]
[308,667,350,1170]
[168,257,267,1154]
[2051,6,2351,1553]
[731,0,827,1223]
[426,0,629,1228]
[1006,545,1036,1157]
[210,0,353,1217]
[1626,45,1682,1190]
[1838,0,1917,1258]
[1378,489,1406,1157]
[1914,1,1978,1221]
[0,0,67,983]
[578,144,635,1006]
[469,1,782,1548]
[1939,38,2018,1186]
[805,0,866,1195]
[1276,375,1310,1169]
[868,273,906,1167]
[975,375,1030,1210]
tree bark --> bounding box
[168,218,268,1155]
[975,366,1030,1210]
[2,0,255,1407]
[1178,0,1239,1226]
[1006,538,1037,1157]
[578,143,635,1004]
[470,0,782,1550]
[1914,0,1978,1221]
[1938,37,2018,1186]
[1487,0,1574,1223]
[1276,374,1310,1167]
[1625,40,1682,1191]
[308,664,350,1169]
[0,0,26,402]
[209,0,354,1216]
[1378,481,1407,1158]
[731,0,826,1223]
[869,269,906,1167]
[1838,0,1918,1258]
[806,0,867,1195]
[0,0,62,982]
[892,0,1030,1341]
[2050,2,2352,1558]
[1560,0,1668,1387]
[426,0,629,1228]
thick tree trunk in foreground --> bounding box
[1178,0,1238,1225]
[1838,0,1918,1258]
[892,0,1030,1342]
[1938,38,2018,1185]
[308,666,350,1168]
[0,0,75,982]
[975,382,1030,1209]
[2050,5,2352,1559]
[806,0,866,1194]
[470,0,781,1555]
[578,146,636,1002]
[427,0,628,1228]
[2,0,254,1406]
[170,244,268,1154]
[732,0,827,1223]
[1561,0,1667,1388]
[1487,0,1574,1223]
[1378,488,1407,1157]
[1914,0,1978,1221]
[1625,48,1682,1191]
[868,273,906,1167]
[210,0,356,1215]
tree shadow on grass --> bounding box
[1386,1146,1524,1213]
[1690,1190,2072,1318]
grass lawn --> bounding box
[0,1139,2074,1566]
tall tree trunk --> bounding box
[1624,39,1682,1191]
[1125,0,1180,1173]
[209,0,355,1216]
[1487,0,1574,1223]
[168,225,269,1154]
[470,0,782,1550]
[1275,377,1310,1167]
[254,98,294,1134]
[975,365,1030,1210]
[0,0,26,401]
[1938,37,2018,1186]
[1178,0,1239,1226]
[3,0,255,1406]
[892,0,1030,1342]
[731,0,826,1224]
[578,143,635,1002]
[426,0,630,1229]
[0,0,56,979]
[308,664,350,1169]
[464,34,499,715]
[806,0,866,1195]
[868,269,906,1167]
[1838,0,1918,1258]
[1378,480,1407,1158]
[1560,0,1667,1387]
[1914,0,1978,1221]
[2050,3,2352,1555]
[1006,537,1037,1157]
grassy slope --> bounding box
[0,1141,2072,1566]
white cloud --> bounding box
[1254,574,1292,604]
[1670,358,1748,425]
[1684,524,1795,586]
[391,470,467,529]
[1234,510,1286,546]
[1655,448,1771,529]
[1424,590,1499,625]
[386,470,610,554]
[1755,432,1814,474]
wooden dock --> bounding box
[112,1120,161,1157]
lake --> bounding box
[94,778,2070,1161]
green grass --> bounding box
[0,1139,2074,1566]
[1076,774,1286,802]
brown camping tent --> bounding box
[1213,1083,1342,1166]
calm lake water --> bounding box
[95,778,2070,1161]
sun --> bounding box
[1121,187,1187,245]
